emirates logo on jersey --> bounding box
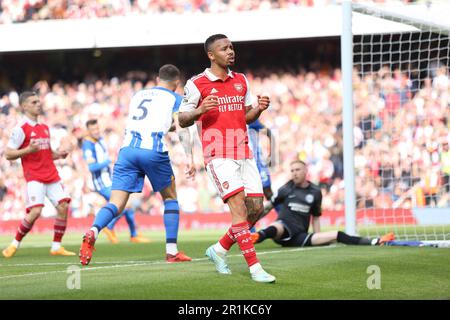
[217,95,244,113]
[33,138,51,150]
[234,83,243,92]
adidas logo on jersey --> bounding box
[210,88,218,94]
[30,132,36,137]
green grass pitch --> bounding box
[0,230,449,300]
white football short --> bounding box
[205,158,264,201]
[26,180,71,213]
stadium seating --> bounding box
[1,66,448,221]
[0,0,409,24]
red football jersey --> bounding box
[7,117,60,183]
[180,68,255,163]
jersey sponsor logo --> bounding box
[216,95,244,105]
[210,88,218,94]
[288,194,296,198]
[288,202,311,214]
[217,94,244,113]
[305,194,314,204]
[234,83,243,92]
[32,138,51,150]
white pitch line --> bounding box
[0,261,156,267]
[0,245,336,280]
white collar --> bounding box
[24,115,38,126]
[204,68,234,81]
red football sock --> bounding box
[53,218,67,242]
[219,227,236,250]
[218,218,256,250]
[231,221,259,267]
[15,219,33,242]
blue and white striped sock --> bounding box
[164,200,179,255]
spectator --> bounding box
[440,139,450,193]
[0,0,415,24]
[0,62,449,220]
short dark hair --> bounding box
[86,119,98,128]
[158,64,180,82]
[204,34,228,54]
[19,91,37,106]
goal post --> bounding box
[342,1,450,242]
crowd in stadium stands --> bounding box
[0,65,449,221]
[0,0,421,24]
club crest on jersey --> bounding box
[305,194,314,204]
[222,181,229,190]
[234,83,243,92]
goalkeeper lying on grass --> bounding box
[251,160,394,247]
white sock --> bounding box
[213,242,228,255]
[166,243,178,255]
[90,227,99,239]
[11,239,20,248]
[249,263,262,274]
[51,242,61,251]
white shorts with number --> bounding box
[26,180,71,213]
[206,158,264,201]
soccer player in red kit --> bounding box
[2,91,75,258]
[177,34,275,283]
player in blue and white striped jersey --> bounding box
[82,119,150,244]
[79,64,192,265]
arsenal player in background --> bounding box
[2,91,76,258]
[177,34,275,283]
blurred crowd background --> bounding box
[0,0,422,24]
[0,0,448,221]
[1,61,449,220]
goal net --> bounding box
[349,2,450,242]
